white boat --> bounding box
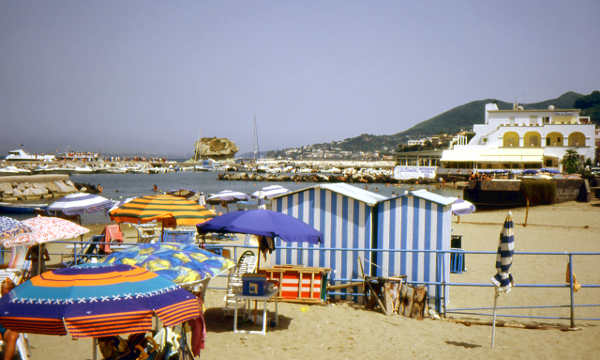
[72,166,95,174]
[0,166,31,175]
[4,149,55,161]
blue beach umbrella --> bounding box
[196,209,322,245]
[100,242,235,286]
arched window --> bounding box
[568,132,586,147]
[502,132,519,147]
[546,132,563,147]
[524,131,541,147]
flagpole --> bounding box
[491,287,499,348]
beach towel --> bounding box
[101,224,123,254]
[565,262,582,292]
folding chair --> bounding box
[161,229,196,243]
[132,223,160,243]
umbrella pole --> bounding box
[491,287,499,348]
[92,338,97,360]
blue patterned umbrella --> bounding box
[0,264,200,338]
[100,242,235,286]
[0,216,32,241]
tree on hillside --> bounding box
[574,90,600,109]
[574,90,600,125]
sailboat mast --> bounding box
[253,115,259,161]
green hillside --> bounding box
[265,90,598,157]
[397,91,590,139]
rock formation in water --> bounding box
[193,137,239,160]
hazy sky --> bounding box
[1,1,599,158]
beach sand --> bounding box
[18,200,600,359]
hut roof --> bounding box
[271,183,388,207]
[387,188,455,206]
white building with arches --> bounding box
[440,103,595,172]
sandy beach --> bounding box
[17,199,600,360]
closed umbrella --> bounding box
[46,192,113,216]
[109,194,215,227]
[100,242,235,287]
[491,211,515,347]
[0,264,200,338]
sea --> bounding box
[49,172,461,224]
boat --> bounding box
[4,149,56,162]
[0,166,32,176]
[0,202,48,214]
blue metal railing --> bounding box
[6,241,597,327]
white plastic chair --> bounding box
[223,250,257,314]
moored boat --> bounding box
[0,201,48,214]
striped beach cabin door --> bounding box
[269,183,388,300]
[375,189,453,311]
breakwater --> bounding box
[218,171,405,184]
[0,174,79,202]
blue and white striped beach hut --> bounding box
[269,183,387,287]
[375,189,454,309]
[269,184,454,310]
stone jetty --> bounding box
[0,174,79,202]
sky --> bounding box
[1,1,599,158]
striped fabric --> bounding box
[0,264,200,338]
[271,187,375,299]
[376,195,452,307]
[269,185,454,310]
[47,192,113,216]
[109,194,215,226]
[491,212,515,292]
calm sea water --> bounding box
[71,172,460,201]
[53,172,460,224]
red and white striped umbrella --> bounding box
[2,216,89,248]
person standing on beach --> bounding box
[25,244,50,278]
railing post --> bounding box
[568,253,575,329]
